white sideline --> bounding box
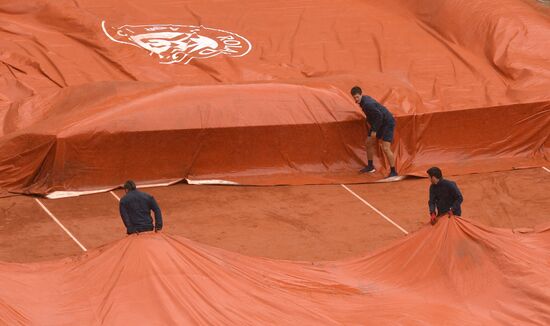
[543,167,550,174]
[340,184,408,235]
[110,191,121,201]
[34,198,87,251]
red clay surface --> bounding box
[1,168,548,263]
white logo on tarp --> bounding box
[101,21,252,64]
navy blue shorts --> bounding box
[370,121,395,142]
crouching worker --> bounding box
[119,180,163,234]
[350,86,398,178]
[427,167,463,225]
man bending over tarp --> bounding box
[351,86,398,178]
[427,167,463,225]
[119,180,163,234]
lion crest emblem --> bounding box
[101,21,252,64]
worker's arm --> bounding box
[428,185,437,214]
[450,182,463,215]
[149,196,163,231]
[363,104,382,134]
[119,201,134,234]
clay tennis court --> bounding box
[2,168,550,324]
[1,0,550,324]
[2,168,549,263]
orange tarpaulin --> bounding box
[1,217,549,324]
[0,0,549,194]
[1,1,550,324]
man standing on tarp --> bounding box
[350,86,398,178]
[427,167,463,225]
[119,180,163,234]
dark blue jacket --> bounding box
[119,189,163,234]
[358,95,395,132]
[428,179,463,216]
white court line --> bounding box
[110,191,121,201]
[340,184,408,235]
[34,198,87,251]
[543,167,550,174]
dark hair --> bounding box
[426,167,442,179]
[350,86,362,96]
[123,180,137,191]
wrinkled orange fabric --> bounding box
[1,217,549,325]
[0,0,549,194]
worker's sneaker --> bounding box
[387,171,398,178]
[360,165,376,173]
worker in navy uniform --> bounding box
[119,180,163,234]
[426,167,463,225]
[350,86,398,178]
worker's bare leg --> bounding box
[382,141,395,168]
[366,134,376,161]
